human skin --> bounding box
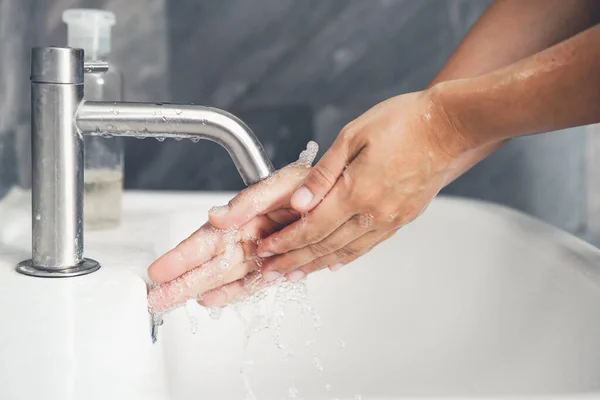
[148,0,600,310]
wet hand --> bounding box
[147,164,310,312]
[246,91,476,281]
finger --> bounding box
[289,263,328,281]
[148,223,236,283]
[334,228,398,268]
[198,272,269,308]
[290,128,362,212]
[209,165,309,229]
[297,229,395,275]
[258,154,366,256]
[149,209,297,284]
[260,216,371,276]
[148,242,260,312]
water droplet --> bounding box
[175,137,183,141]
[102,133,113,139]
[35,214,41,221]
[359,213,374,228]
[207,307,223,320]
[184,305,199,334]
[112,109,119,116]
[312,356,324,372]
[161,116,167,122]
[175,109,182,115]
[156,137,165,142]
[191,137,200,143]
[106,124,114,130]
[135,135,146,140]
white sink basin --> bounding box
[2,191,600,400]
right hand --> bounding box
[147,165,310,313]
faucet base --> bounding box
[16,258,101,278]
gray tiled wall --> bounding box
[0,0,596,243]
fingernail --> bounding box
[288,270,306,282]
[263,271,281,282]
[291,186,314,209]
[329,263,344,272]
[259,252,274,258]
[209,205,229,217]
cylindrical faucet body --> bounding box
[30,47,86,269]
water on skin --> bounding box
[148,141,357,398]
[247,140,319,214]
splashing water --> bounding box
[246,141,319,214]
[147,141,361,399]
[287,387,299,399]
[293,141,319,167]
[220,229,238,270]
[184,302,199,334]
[312,355,324,372]
[207,307,224,320]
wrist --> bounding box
[427,77,510,149]
[424,81,485,155]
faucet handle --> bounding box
[83,61,109,74]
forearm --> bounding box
[427,0,599,184]
[429,0,599,86]
[434,24,600,149]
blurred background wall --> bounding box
[1,0,599,245]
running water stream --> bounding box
[147,141,358,399]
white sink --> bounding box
[2,190,600,400]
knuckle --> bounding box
[373,205,400,226]
[335,245,359,259]
[339,123,358,143]
[308,241,333,257]
[307,164,338,191]
[296,222,325,246]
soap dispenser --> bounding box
[62,8,124,230]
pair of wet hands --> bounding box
[147,163,324,313]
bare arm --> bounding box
[428,0,599,183]
[435,23,600,148]
[430,0,599,85]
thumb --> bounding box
[291,135,353,212]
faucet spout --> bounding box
[76,102,274,186]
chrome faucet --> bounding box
[16,47,274,278]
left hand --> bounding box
[228,90,477,282]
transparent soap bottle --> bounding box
[63,9,124,230]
